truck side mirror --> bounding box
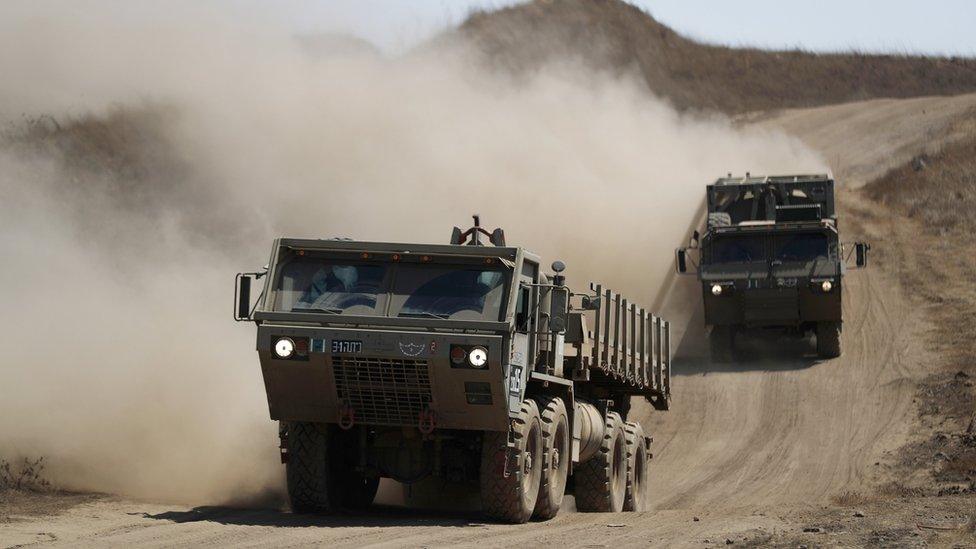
[235,273,253,321]
[855,242,869,268]
[580,294,601,311]
[676,248,689,274]
[549,287,569,333]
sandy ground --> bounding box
[3,95,976,547]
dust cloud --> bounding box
[0,3,824,505]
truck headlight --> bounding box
[821,280,833,292]
[468,346,488,368]
[711,284,723,296]
[274,337,295,359]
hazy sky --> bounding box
[261,0,976,56]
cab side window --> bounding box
[515,286,531,332]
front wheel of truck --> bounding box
[480,398,543,523]
[532,395,570,520]
[285,422,337,514]
[816,321,842,359]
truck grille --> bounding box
[742,288,799,323]
[332,356,432,426]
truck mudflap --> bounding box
[566,283,672,411]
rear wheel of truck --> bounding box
[623,421,649,512]
[574,411,627,513]
[480,398,543,524]
[816,321,841,359]
[532,396,570,520]
[709,325,736,362]
[285,422,337,514]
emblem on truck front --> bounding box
[398,341,426,357]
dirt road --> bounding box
[751,92,976,188]
[2,95,972,547]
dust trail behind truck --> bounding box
[235,217,672,523]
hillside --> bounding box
[454,0,976,113]
[859,118,976,496]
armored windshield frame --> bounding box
[252,238,535,333]
[700,223,840,266]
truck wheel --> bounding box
[623,422,649,512]
[480,398,543,523]
[709,326,735,362]
[533,396,570,520]
[574,411,627,513]
[329,428,379,510]
[285,422,336,514]
[338,473,380,510]
[816,321,841,358]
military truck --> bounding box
[675,175,869,360]
[235,217,671,523]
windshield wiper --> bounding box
[398,311,450,320]
[293,307,344,314]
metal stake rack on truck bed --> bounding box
[566,283,671,411]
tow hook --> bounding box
[418,408,436,435]
[338,405,356,430]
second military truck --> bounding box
[676,174,868,360]
[236,217,672,523]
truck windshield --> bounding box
[709,235,766,263]
[773,233,829,261]
[277,258,388,315]
[390,266,507,321]
[273,256,509,321]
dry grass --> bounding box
[454,0,976,114]
[831,490,879,507]
[5,106,183,190]
[864,129,976,370]
[943,452,976,478]
[865,133,976,233]
[861,114,976,490]
[0,457,51,493]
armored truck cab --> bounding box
[236,218,671,523]
[676,175,868,360]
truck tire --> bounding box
[623,422,649,512]
[817,321,841,359]
[285,422,336,514]
[574,411,627,513]
[709,325,735,362]
[338,473,380,510]
[329,428,380,510]
[533,396,570,520]
[480,398,543,523]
